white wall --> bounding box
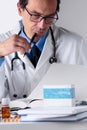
[0,0,20,33]
[0,0,87,40]
[57,0,87,40]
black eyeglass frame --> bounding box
[25,7,58,24]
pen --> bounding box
[24,33,37,56]
[30,33,37,45]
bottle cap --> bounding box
[2,98,10,106]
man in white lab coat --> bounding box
[0,0,87,100]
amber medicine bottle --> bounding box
[1,98,10,119]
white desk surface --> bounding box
[0,121,87,130]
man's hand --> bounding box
[0,34,30,57]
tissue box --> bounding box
[43,84,75,107]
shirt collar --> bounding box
[19,28,48,52]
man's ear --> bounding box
[17,2,23,16]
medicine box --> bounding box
[43,84,75,107]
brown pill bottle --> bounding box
[1,98,10,119]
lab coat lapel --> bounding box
[36,31,53,70]
[29,32,53,91]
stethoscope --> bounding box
[49,27,57,64]
[11,51,27,98]
[11,26,57,98]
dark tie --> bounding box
[28,44,41,67]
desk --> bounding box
[0,121,87,130]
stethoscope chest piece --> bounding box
[49,56,57,64]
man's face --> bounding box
[17,0,57,41]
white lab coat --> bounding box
[0,20,87,100]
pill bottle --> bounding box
[1,98,10,119]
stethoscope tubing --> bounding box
[49,27,57,63]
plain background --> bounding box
[0,0,87,41]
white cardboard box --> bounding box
[43,84,75,107]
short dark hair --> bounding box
[19,0,60,12]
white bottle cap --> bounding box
[2,98,10,106]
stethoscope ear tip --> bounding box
[49,57,57,64]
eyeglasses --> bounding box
[25,7,58,24]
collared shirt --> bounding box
[0,28,48,65]
[0,57,4,66]
[19,28,48,53]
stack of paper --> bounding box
[17,105,87,122]
[9,98,87,122]
[20,111,87,122]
